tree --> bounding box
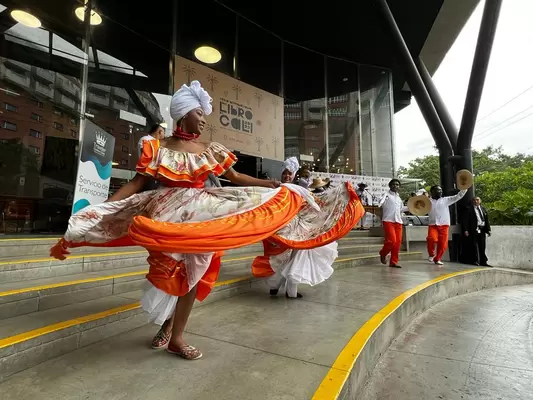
[398,147,533,225]
[397,146,533,190]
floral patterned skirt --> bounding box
[60,183,363,323]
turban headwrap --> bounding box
[282,157,300,175]
[170,80,213,121]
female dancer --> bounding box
[265,158,338,298]
[51,81,364,360]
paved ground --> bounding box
[361,285,533,400]
[0,261,480,400]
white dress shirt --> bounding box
[428,190,467,226]
[379,190,407,224]
[137,135,156,157]
[475,206,485,227]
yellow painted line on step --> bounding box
[0,237,61,242]
[0,275,253,349]
[0,250,147,266]
[311,267,489,400]
[0,253,417,299]
[0,303,141,350]
[0,256,257,298]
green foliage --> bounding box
[398,146,533,225]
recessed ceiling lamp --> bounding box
[10,10,41,28]
[194,46,222,64]
[75,6,102,26]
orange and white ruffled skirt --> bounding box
[61,183,364,324]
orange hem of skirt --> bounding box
[128,186,303,253]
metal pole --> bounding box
[387,70,397,177]
[456,0,503,203]
[71,0,92,215]
[78,0,92,146]
[323,55,330,174]
[415,57,458,151]
[357,65,364,175]
[374,0,453,156]
[168,0,178,94]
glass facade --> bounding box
[0,0,395,234]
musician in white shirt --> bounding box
[427,185,467,265]
[378,179,408,268]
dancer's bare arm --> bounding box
[224,168,280,189]
[106,174,149,202]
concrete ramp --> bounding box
[361,285,533,400]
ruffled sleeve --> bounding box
[208,142,238,177]
[136,139,160,177]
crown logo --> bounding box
[95,133,107,147]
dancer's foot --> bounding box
[380,254,387,265]
[434,260,444,266]
[151,326,171,349]
[389,263,402,268]
[167,341,202,360]
[269,288,279,296]
[428,256,434,264]
[286,292,303,299]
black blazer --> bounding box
[461,205,491,235]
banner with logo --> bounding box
[72,120,115,213]
[174,56,285,161]
[311,172,391,205]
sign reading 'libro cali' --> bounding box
[72,120,115,214]
[174,56,285,161]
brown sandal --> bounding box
[167,343,203,360]
[151,327,171,349]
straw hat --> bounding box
[309,177,328,189]
[407,195,432,216]
[456,169,473,190]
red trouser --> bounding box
[380,221,403,265]
[427,225,449,262]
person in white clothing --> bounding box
[379,179,408,268]
[137,124,166,158]
[427,185,467,265]
[268,158,337,298]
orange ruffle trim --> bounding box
[251,182,365,278]
[136,140,238,187]
[128,186,303,253]
[145,250,224,301]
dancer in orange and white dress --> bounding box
[50,81,364,360]
[263,158,338,299]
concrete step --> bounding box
[0,251,422,382]
[0,236,384,284]
[0,244,390,319]
[0,230,373,258]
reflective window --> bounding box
[283,44,326,173]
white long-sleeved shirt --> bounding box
[428,190,467,226]
[379,190,408,224]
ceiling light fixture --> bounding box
[10,10,41,28]
[194,46,222,64]
[75,6,102,26]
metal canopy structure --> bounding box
[0,0,479,111]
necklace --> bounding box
[173,126,199,141]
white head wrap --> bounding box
[282,157,300,175]
[170,80,213,121]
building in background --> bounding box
[0,0,479,234]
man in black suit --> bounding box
[461,197,491,266]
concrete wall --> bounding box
[486,226,533,270]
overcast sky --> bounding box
[395,0,533,168]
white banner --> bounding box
[311,172,391,205]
